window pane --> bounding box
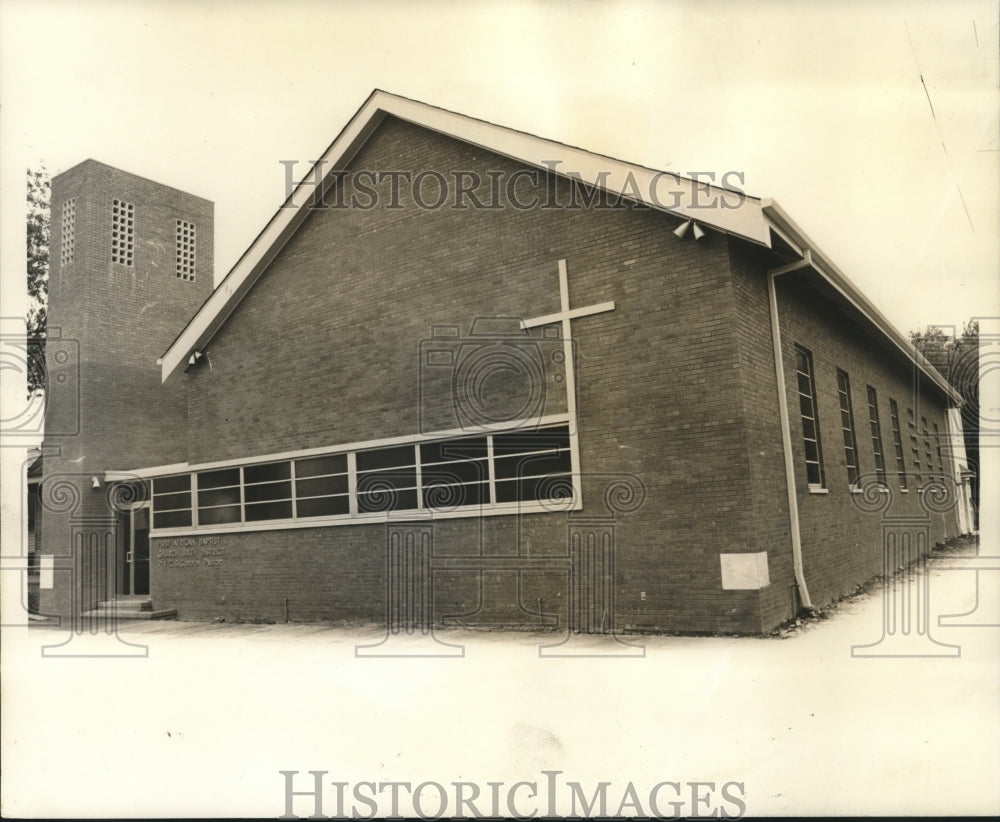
[296,474,349,498]
[804,440,819,463]
[494,448,571,480]
[244,480,292,503]
[356,445,415,472]
[244,461,291,484]
[492,426,570,456]
[423,479,489,509]
[421,460,488,486]
[154,475,190,494]
[245,500,293,521]
[801,418,816,441]
[199,486,241,508]
[153,510,191,529]
[495,474,573,504]
[297,495,350,518]
[806,463,821,485]
[357,469,417,493]
[420,437,489,464]
[153,491,191,512]
[198,505,241,525]
[198,468,240,489]
[799,395,814,419]
[295,453,348,478]
[357,486,418,513]
[837,369,859,484]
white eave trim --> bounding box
[160,89,772,381]
[761,199,962,406]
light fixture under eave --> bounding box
[188,350,203,366]
[673,220,692,239]
[692,222,706,241]
[91,476,101,490]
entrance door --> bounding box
[120,504,150,596]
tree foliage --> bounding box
[26,166,50,395]
[911,320,979,410]
[911,320,980,523]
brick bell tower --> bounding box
[38,161,214,622]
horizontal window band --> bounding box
[145,421,577,531]
[158,478,576,525]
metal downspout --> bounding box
[767,250,814,611]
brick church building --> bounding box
[32,90,974,637]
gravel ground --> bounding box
[3,539,998,818]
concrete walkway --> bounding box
[3,548,998,817]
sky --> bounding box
[1,0,998,338]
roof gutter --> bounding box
[761,199,962,406]
[768,250,815,612]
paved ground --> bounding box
[3,547,999,818]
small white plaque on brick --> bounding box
[40,555,54,589]
[720,551,770,590]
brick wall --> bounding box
[168,116,764,633]
[39,161,214,618]
[125,116,958,635]
[729,237,961,624]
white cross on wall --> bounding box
[521,259,615,479]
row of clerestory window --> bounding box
[794,344,948,492]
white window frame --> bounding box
[795,344,825,491]
[141,414,581,537]
[836,368,861,489]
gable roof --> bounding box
[159,90,960,405]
